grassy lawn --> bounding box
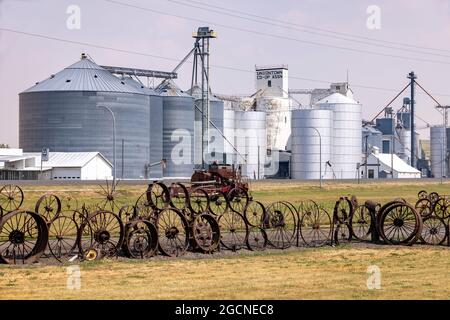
[0,179,449,299]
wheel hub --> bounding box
[9,230,25,244]
[165,226,179,239]
[95,230,111,244]
[429,227,438,235]
[393,218,404,227]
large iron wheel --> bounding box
[135,192,155,221]
[190,213,220,253]
[246,227,267,251]
[228,187,249,214]
[433,197,449,219]
[169,183,190,211]
[35,194,62,224]
[218,211,248,251]
[47,216,79,262]
[349,205,373,241]
[123,219,158,259]
[265,201,297,249]
[188,188,210,215]
[244,200,266,228]
[379,203,423,245]
[0,185,24,212]
[156,208,189,257]
[415,198,433,219]
[299,207,332,247]
[146,182,171,210]
[420,216,447,245]
[0,210,48,264]
[78,210,124,258]
[208,191,229,216]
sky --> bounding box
[1,0,450,147]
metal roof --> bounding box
[25,152,112,168]
[22,57,146,95]
[371,153,421,174]
[120,76,159,96]
[316,92,359,105]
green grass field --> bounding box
[0,179,449,299]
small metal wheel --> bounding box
[297,200,319,220]
[169,183,189,211]
[135,192,155,221]
[433,197,449,219]
[265,201,297,249]
[420,216,447,245]
[379,203,423,245]
[349,205,373,241]
[190,213,220,253]
[300,207,332,247]
[123,220,158,259]
[119,205,136,224]
[208,191,229,216]
[418,190,428,199]
[228,187,249,213]
[429,192,440,204]
[60,194,79,211]
[146,182,171,210]
[188,188,210,215]
[0,185,24,212]
[218,211,248,251]
[0,210,48,264]
[246,227,267,251]
[35,194,62,224]
[78,210,124,258]
[244,200,266,228]
[333,197,353,224]
[334,223,352,245]
[96,180,121,212]
[155,208,189,257]
[415,198,433,219]
[47,216,79,262]
[376,200,405,235]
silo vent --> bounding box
[121,81,125,85]
[50,74,55,79]
[66,79,71,83]
[94,75,98,78]
[81,53,87,59]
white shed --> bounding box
[362,148,421,179]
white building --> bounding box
[362,147,421,179]
[0,149,112,180]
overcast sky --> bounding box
[1,0,450,147]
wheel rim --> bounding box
[300,207,332,247]
[156,208,189,257]
[218,211,248,251]
[265,201,296,249]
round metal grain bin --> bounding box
[430,126,447,178]
[291,109,333,179]
[223,109,236,165]
[19,56,152,179]
[159,80,195,178]
[317,93,362,179]
[234,110,266,179]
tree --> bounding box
[0,144,10,148]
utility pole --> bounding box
[407,71,417,168]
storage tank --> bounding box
[189,86,224,166]
[396,128,411,165]
[159,80,195,178]
[223,109,236,164]
[19,55,153,179]
[317,93,362,179]
[291,109,333,179]
[430,126,447,178]
[234,110,266,179]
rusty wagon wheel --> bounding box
[155,208,189,257]
[244,200,266,228]
[379,203,423,245]
[190,213,220,253]
[78,210,124,259]
[265,201,297,249]
[349,204,373,241]
[246,227,267,251]
[334,223,352,245]
[118,205,136,224]
[135,192,156,221]
[420,216,447,245]
[35,194,62,224]
[208,191,229,216]
[418,190,428,200]
[218,211,248,251]
[376,200,406,236]
[415,198,433,219]
[0,210,48,264]
[299,206,332,247]
[429,192,440,205]
[188,188,210,215]
[333,197,353,224]
[123,219,158,259]
[0,185,24,212]
[228,187,249,214]
[433,197,450,220]
[146,182,171,210]
[169,183,190,211]
[47,216,79,262]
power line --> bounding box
[167,0,450,59]
[174,0,450,54]
[2,26,450,98]
[102,0,450,66]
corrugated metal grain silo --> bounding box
[317,93,362,179]
[223,109,236,165]
[430,126,447,178]
[159,80,195,178]
[291,109,334,179]
[19,55,153,179]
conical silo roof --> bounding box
[22,56,145,95]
